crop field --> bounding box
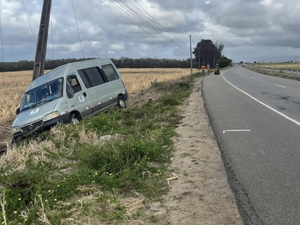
[256,63,300,70]
[0,68,191,124]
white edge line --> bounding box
[221,72,300,127]
[223,129,251,134]
[275,84,286,88]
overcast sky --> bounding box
[0,0,299,63]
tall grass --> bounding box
[0,74,198,224]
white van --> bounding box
[12,58,128,141]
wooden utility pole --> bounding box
[198,47,201,70]
[32,0,52,81]
[190,35,193,75]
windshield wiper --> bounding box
[37,100,47,106]
[20,103,37,112]
[37,98,54,106]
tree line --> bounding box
[0,57,194,72]
[0,39,232,72]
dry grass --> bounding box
[0,124,146,225]
[0,71,32,124]
[257,63,300,70]
[0,124,92,173]
[120,68,191,94]
[0,68,191,124]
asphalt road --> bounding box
[202,65,300,225]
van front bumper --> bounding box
[12,113,71,141]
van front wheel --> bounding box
[70,113,81,124]
[117,96,126,109]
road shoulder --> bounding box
[153,76,243,224]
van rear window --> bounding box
[102,64,119,81]
[78,67,105,88]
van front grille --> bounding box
[21,120,43,133]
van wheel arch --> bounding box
[117,95,126,109]
[69,112,82,124]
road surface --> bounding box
[202,65,300,225]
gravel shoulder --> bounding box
[148,76,243,224]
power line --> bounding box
[0,0,4,87]
[102,0,184,48]
[104,0,166,43]
[116,0,184,47]
[71,0,85,58]
[50,11,54,60]
[115,0,182,47]
[102,0,173,47]
[134,0,181,36]
[21,0,36,43]
[112,0,174,45]
[132,0,184,46]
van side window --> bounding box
[68,75,82,93]
[102,64,119,82]
[78,67,105,88]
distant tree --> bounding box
[240,61,243,64]
[218,56,232,68]
[193,39,223,68]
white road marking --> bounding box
[223,129,251,134]
[275,84,286,88]
[221,72,300,127]
[259,148,266,155]
[251,77,255,79]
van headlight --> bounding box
[43,111,60,122]
[12,126,20,134]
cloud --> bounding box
[0,0,299,62]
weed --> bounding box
[149,215,159,223]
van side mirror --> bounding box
[66,82,75,99]
[67,90,74,98]
[16,108,20,115]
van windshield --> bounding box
[20,78,64,112]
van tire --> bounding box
[70,113,81,124]
[117,95,126,109]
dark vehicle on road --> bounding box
[214,64,220,75]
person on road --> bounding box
[201,64,206,76]
[207,63,210,74]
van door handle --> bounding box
[83,92,87,97]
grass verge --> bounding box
[0,73,201,224]
[242,65,300,81]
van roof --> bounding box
[27,58,113,91]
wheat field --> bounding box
[0,68,191,124]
